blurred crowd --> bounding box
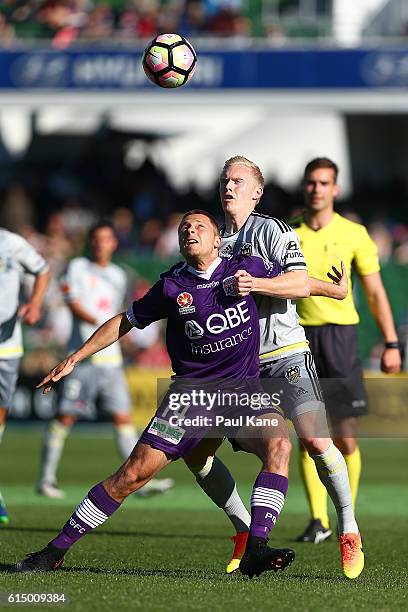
[0,0,286,47]
[1,167,407,375]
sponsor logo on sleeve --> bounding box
[284,365,301,383]
[177,292,195,314]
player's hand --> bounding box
[19,302,41,325]
[234,270,254,296]
[327,261,348,299]
[380,348,402,374]
[36,357,77,394]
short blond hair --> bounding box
[222,156,264,188]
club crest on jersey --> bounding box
[284,366,301,383]
[222,276,238,296]
[177,292,195,314]
[240,243,252,256]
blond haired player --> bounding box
[183,156,364,579]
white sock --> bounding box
[40,420,70,485]
[114,424,139,459]
[193,456,250,532]
[312,442,358,534]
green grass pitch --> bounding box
[1,426,407,611]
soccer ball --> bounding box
[142,34,197,89]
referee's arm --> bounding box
[359,272,401,374]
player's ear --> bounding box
[333,184,340,198]
[214,234,221,249]
[253,184,263,201]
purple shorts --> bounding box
[139,378,282,459]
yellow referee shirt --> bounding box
[292,213,380,326]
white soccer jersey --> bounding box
[62,257,127,366]
[0,228,49,359]
[220,212,308,360]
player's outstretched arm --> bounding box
[235,269,310,299]
[36,312,132,393]
[309,262,348,300]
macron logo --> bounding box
[196,281,219,289]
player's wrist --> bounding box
[384,341,400,349]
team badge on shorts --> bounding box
[284,366,301,383]
[222,276,238,296]
[177,292,195,314]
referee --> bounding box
[292,157,401,543]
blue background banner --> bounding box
[1,47,408,90]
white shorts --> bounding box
[260,351,325,420]
[58,362,131,419]
[0,358,20,410]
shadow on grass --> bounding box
[2,526,222,540]
[0,562,224,581]
[0,562,345,583]
[62,566,226,580]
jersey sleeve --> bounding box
[242,255,282,278]
[13,234,49,276]
[126,279,168,329]
[353,226,381,276]
[61,259,83,303]
[263,220,307,273]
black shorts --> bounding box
[304,324,368,420]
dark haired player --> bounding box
[15,211,295,577]
[37,221,173,499]
[292,158,401,543]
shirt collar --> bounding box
[186,256,223,280]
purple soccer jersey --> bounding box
[126,254,281,458]
[126,255,280,380]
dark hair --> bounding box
[180,210,220,236]
[89,220,117,240]
[304,157,338,182]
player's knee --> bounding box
[186,455,214,478]
[334,437,357,455]
[59,414,76,427]
[302,437,329,456]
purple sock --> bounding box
[249,472,288,540]
[51,482,121,550]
